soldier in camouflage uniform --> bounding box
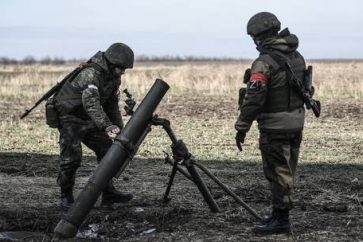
[235,13,306,234]
[54,43,134,210]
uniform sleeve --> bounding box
[74,68,112,130]
[235,60,270,133]
[103,86,124,129]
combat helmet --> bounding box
[247,12,281,37]
[105,43,134,69]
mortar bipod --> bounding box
[152,115,220,213]
[152,116,261,220]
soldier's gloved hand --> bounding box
[235,131,246,151]
[105,125,121,139]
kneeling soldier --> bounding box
[54,43,134,210]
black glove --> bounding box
[238,88,247,109]
[235,131,246,151]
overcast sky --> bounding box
[1,0,362,59]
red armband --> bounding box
[250,72,268,84]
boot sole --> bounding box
[254,227,291,235]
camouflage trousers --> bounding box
[259,131,303,210]
[57,119,112,191]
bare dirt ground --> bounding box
[0,95,362,241]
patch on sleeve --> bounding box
[250,72,268,84]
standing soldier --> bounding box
[54,43,134,210]
[235,13,307,234]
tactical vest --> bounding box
[259,50,305,113]
[55,63,104,117]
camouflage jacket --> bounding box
[235,28,306,133]
[55,51,123,130]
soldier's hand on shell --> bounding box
[105,125,121,139]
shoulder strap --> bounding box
[257,46,288,72]
[53,61,105,98]
[78,61,105,73]
[258,54,281,74]
[66,61,105,84]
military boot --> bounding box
[101,180,133,206]
[254,209,291,234]
[259,211,274,225]
[59,187,74,211]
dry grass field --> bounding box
[0,61,362,241]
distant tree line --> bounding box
[134,54,245,62]
[0,55,247,65]
[0,56,69,65]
